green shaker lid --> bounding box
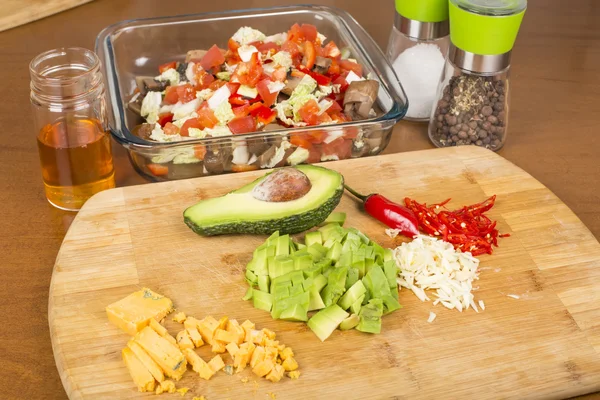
[450,0,526,55]
[395,0,449,23]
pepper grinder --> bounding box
[386,0,450,121]
[428,0,527,151]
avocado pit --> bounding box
[252,168,312,202]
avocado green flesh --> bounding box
[184,165,344,236]
[243,222,403,341]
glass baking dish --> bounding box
[96,5,408,181]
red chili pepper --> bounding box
[404,195,509,255]
[344,185,419,238]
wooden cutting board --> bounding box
[49,146,600,399]
[0,0,93,32]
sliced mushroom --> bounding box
[281,75,304,96]
[135,76,168,94]
[313,56,332,74]
[176,62,188,82]
[127,96,143,116]
[134,123,155,140]
[186,49,207,62]
[275,147,296,168]
[257,145,277,167]
[203,151,224,175]
[343,80,379,119]
[351,139,370,158]
[247,138,271,156]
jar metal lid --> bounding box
[395,0,449,23]
[449,0,526,55]
[449,43,511,74]
[395,14,449,41]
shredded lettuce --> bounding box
[272,51,293,70]
[288,75,318,121]
[287,147,310,166]
[204,125,233,137]
[140,92,162,124]
[155,68,180,86]
[213,101,235,125]
[232,27,266,45]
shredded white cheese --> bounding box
[507,294,520,300]
[394,234,484,312]
[427,312,437,323]
[478,300,485,310]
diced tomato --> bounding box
[329,111,349,123]
[228,115,257,134]
[287,23,304,43]
[307,130,327,143]
[158,61,177,74]
[179,118,202,137]
[317,112,332,124]
[323,41,341,58]
[157,113,174,127]
[307,147,321,163]
[148,163,169,176]
[176,83,196,103]
[322,137,352,160]
[339,59,363,76]
[232,164,259,172]
[232,104,250,118]
[300,24,318,43]
[343,127,359,139]
[197,104,219,129]
[229,95,250,106]
[200,73,215,89]
[164,86,179,105]
[326,100,343,114]
[302,41,316,70]
[271,66,288,82]
[163,122,179,135]
[231,52,263,87]
[290,134,313,149]
[228,38,240,53]
[257,42,280,54]
[250,104,277,125]
[208,79,227,91]
[328,58,341,75]
[194,144,207,160]
[256,79,279,107]
[297,99,320,126]
[200,44,225,71]
[247,102,265,114]
[227,82,240,95]
[281,41,301,62]
[333,75,349,92]
[297,66,331,85]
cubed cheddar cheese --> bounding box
[184,317,202,331]
[252,359,275,378]
[234,342,255,372]
[266,363,285,383]
[156,379,177,394]
[264,346,279,364]
[226,342,240,358]
[126,340,164,382]
[134,326,187,381]
[282,356,298,372]
[226,319,246,344]
[211,340,227,354]
[186,327,204,348]
[214,329,239,344]
[106,288,173,336]
[149,318,168,337]
[122,347,156,392]
[262,328,276,340]
[197,316,220,345]
[241,320,255,342]
[280,347,294,361]
[183,348,215,380]
[249,330,266,346]
[208,355,225,372]
[288,370,301,380]
[176,330,194,350]
[217,316,229,330]
[173,312,187,323]
[250,346,265,368]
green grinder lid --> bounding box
[450,0,527,55]
[395,0,449,23]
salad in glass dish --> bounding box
[126,23,382,172]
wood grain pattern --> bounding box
[0,0,93,32]
[49,147,600,399]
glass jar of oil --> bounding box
[30,48,115,211]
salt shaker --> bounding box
[428,0,527,151]
[386,0,449,121]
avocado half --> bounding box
[183,165,344,236]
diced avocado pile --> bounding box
[243,212,402,342]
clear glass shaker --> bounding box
[30,48,115,211]
[386,0,450,121]
[428,0,527,151]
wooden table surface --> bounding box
[1,0,598,399]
